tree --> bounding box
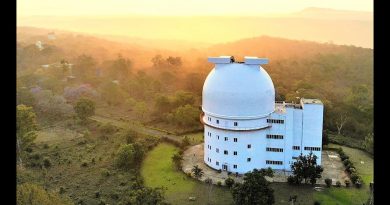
[107,54,132,80]
[74,54,97,80]
[74,98,95,121]
[191,165,204,179]
[120,186,167,205]
[100,81,127,106]
[172,153,183,170]
[336,112,348,135]
[115,144,136,170]
[231,168,275,205]
[288,152,324,185]
[17,183,73,205]
[17,105,38,166]
[225,177,235,188]
[363,132,373,154]
[168,105,200,128]
[134,101,147,120]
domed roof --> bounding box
[202,56,275,119]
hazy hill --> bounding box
[17,8,373,48]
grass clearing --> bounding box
[141,143,233,205]
[314,143,373,204]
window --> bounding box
[292,157,298,160]
[207,132,211,137]
[266,160,283,165]
[216,148,219,153]
[209,146,212,150]
[234,122,238,126]
[304,147,321,151]
[292,146,300,150]
[247,144,251,149]
[217,135,219,140]
[233,165,237,169]
[247,158,251,162]
[208,117,211,121]
[266,134,284,139]
[233,151,237,155]
[216,161,219,166]
[216,120,219,124]
[266,147,284,152]
[224,150,228,155]
[234,138,238,142]
[267,119,284,124]
[224,137,228,141]
[207,145,209,149]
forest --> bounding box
[16,26,373,204]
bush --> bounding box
[287,175,298,185]
[345,179,351,187]
[43,157,51,168]
[217,181,222,186]
[343,159,351,166]
[225,177,235,188]
[81,161,88,167]
[355,180,362,188]
[101,169,111,177]
[324,178,332,188]
[43,144,49,149]
[314,201,321,205]
[336,181,341,187]
[350,173,359,184]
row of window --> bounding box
[266,160,283,165]
[267,119,284,124]
[206,117,238,126]
[266,147,284,152]
[266,134,284,139]
[210,159,280,169]
[304,147,321,151]
[292,146,300,150]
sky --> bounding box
[18,0,373,17]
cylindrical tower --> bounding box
[201,56,275,174]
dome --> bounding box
[202,56,275,119]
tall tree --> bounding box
[74,98,95,121]
[191,165,204,179]
[16,105,38,166]
[231,168,275,205]
[288,152,323,185]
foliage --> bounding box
[324,178,332,188]
[63,84,99,102]
[17,183,73,205]
[119,186,167,205]
[289,152,323,185]
[134,101,147,120]
[231,168,274,205]
[336,181,341,187]
[191,165,204,179]
[362,133,373,154]
[74,98,95,121]
[167,104,200,128]
[17,105,38,164]
[171,153,183,170]
[115,144,136,170]
[31,89,74,121]
[225,177,235,188]
[344,179,351,187]
[100,81,127,106]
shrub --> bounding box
[59,187,65,194]
[217,181,222,186]
[43,157,51,168]
[324,178,332,187]
[225,177,235,188]
[81,161,88,167]
[101,169,111,177]
[336,181,341,187]
[287,175,298,185]
[43,144,49,149]
[355,180,362,188]
[343,159,351,166]
[350,173,359,184]
[204,178,212,184]
[95,191,100,198]
[314,201,321,205]
[345,179,351,187]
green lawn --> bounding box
[314,144,373,205]
[141,143,233,205]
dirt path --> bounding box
[89,115,182,143]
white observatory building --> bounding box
[201,56,323,173]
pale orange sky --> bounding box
[18,0,373,16]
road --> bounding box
[89,115,183,143]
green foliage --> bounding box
[17,105,38,163]
[119,186,166,205]
[171,153,183,170]
[17,183,73,205]
[225,177,235,188]
[115,143,145,170]
[344,179,351,187]
[74,98,96,121]
[181,136,191,147]
[100,122,117,136]
[134,101,147,120]
[191,165,204,179]
[336,181,341,187]
[100,81,127,106]
[363,133,373,154]
[167,104,200,128]
[43,157,51,168]
[324,178,332,188]
[289,152,324,185]
[231,169,275,205]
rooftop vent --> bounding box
[208,56,268,65]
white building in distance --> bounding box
[201,56,323,173]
